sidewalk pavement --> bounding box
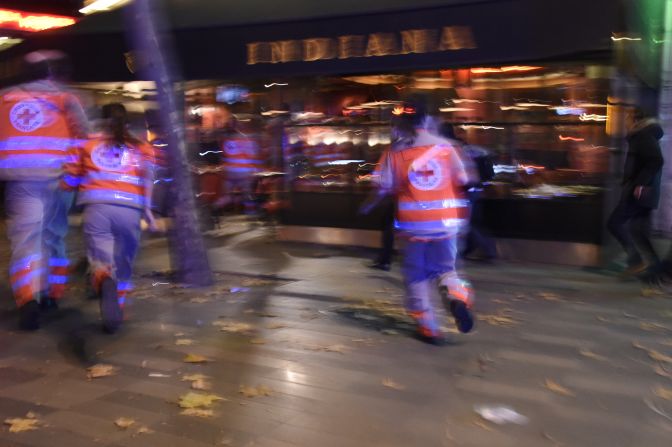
[0,218,671,447]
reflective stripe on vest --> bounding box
[62,174,81,187]
[225,166,259,174]
[0,153,67,169]
[85,171,143,186]
[398,199,470,211]
[0,136,82,151]
[223,157,264,165]
[78,189,145,208]
[395,218,465,231]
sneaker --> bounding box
[440,285,475,334]
[100,278,123,334]
[39,296,59,312]
[414,329,451,346]
[19,301,40,331]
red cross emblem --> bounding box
[9,101,44,132]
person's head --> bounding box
[101,103,129,144]
[625,106,648,132]
[23,50,71,83]
[391,94,434,145]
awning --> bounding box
[1,0,620,83]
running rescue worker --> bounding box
[62,103,157,333]
[361,100,475,344]
[0,51,89,330]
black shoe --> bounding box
[100,278,122,334]
[40,296,59,312]
[19,301,40,331]
[368,262,391,271]
[439,286,475,334]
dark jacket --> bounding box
[622,119,664,208]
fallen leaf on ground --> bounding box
[174,332,186,337]
[324,344,349,354]
[181,408,214,418]
[250,338,267,345]
[178,392,226,409]
[640,322,671,333]
[213,320,254,334]
[190,297,210,304]
[595,316,611,323]
[24,412,38,420]
[266,323,288,330]
[653,385,672,400]
[175,339,196,346]
[649,350,672,364]
[545,379,575,397]
[114,418,135,429]
[239,385,273,398]
[478,314,517,327]
[473,419,493,431]
[4,418,39,433]
[87,364,119,379]
[182,374,211,382]
[579,349,608,361]
[240,278,278,287]
[653,365,672,379]
[538,292,561,302]
[191,379,212,391]
[136,426,154,435]
[183,354,211,363]
[243,309,255,314]
[381,329,399,335]
[382,378,406,390]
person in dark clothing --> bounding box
[607,110,664,275]
[369,196,395,271]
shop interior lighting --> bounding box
[500,106,527,111]
[513,102,551,108]
[579,113,608,122]
[261,110,290,116]
[439,107,475,112]
[558,135,585,142]
[0,36,22,51]
[0,8,76,31]
[611,35,642,41]
[264,83,289,88]
[80,0,131,15]
[470,66,542,74]
[551,106,586,116]
[460,125,505,130]
[327,160,365,166]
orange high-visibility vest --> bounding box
[0,89,77,180]
[222,136,264,176]
[390,144,468,233]
[63,137,155,209]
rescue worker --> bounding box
[62,103,156,333]
[0,51,89,330]
[361,99,475,344]
[220,117,265,213]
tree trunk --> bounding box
[124,0,213,286]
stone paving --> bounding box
[0,221,671,446]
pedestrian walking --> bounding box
[361,99,475,344]
[607,108,664,277]
[62,103,156,333]
[0,51,89,330]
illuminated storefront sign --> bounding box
[0,8,76,32]
[247,26,476,65]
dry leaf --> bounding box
[266,323,288,330]
[382,378,406,390]
[239,385,273,398]
[545,379,575,397]
[175,339,196,346]
[4,418,39,433]
[538,292,561,302]
[87,364,119,379]
[654,365,672,379]
[241,278,278,287]
[381,329,399,335]
[473,419,493,431]
[324,344,348,354]
[178,392,225,409]
[114,418,135,429]
[136,426,154,435]
[213,320,254,334]
[640,322,671,333]
[190,297,210,304]
[174,332,186,337]
[181,374,210,382]
[148,373,170,378]
[653,386,672,400]
[24,412,38,420]
[181,408,214,418]
[243,309,255,314]
[595,316,611,323]
[649,350,672,364]
[250,338,267,345]
[478,314,517,327]
[191,379,212,391]
[183,354,211,363]
[579,349,608,362]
